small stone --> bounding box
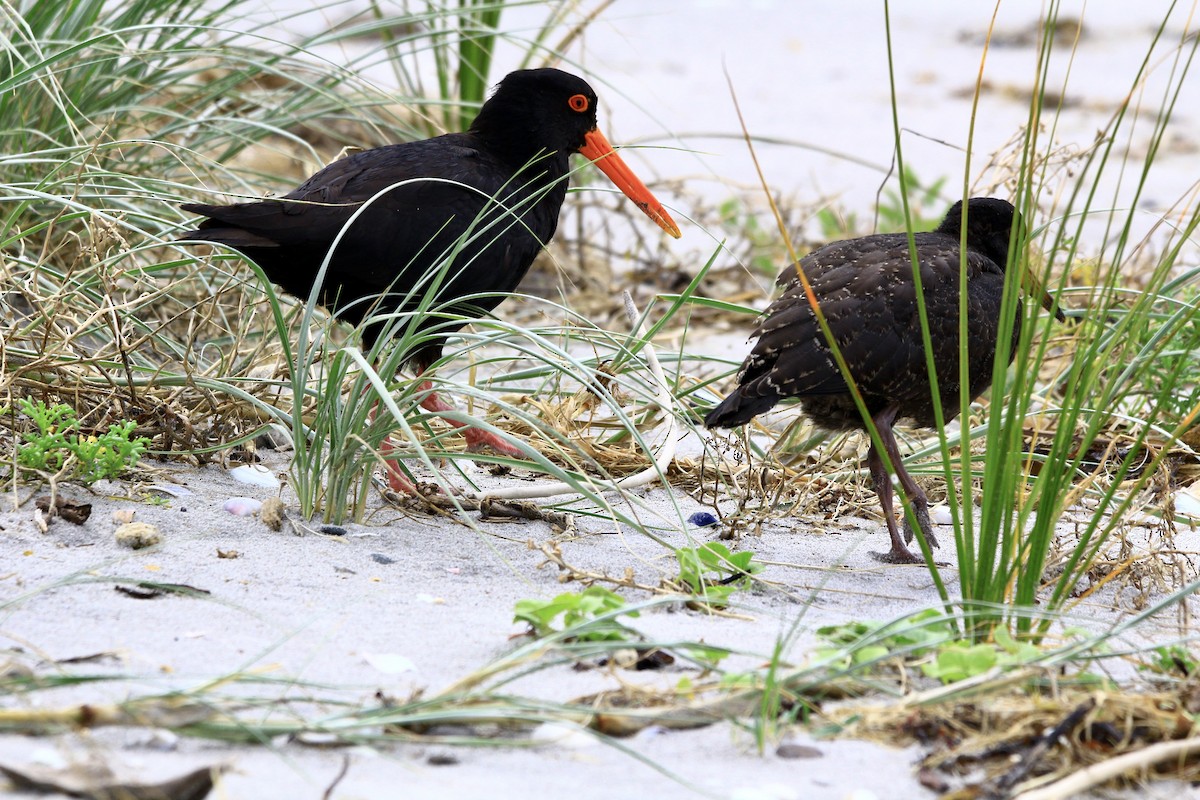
[319,525,348,536]
[260,497,286,531]
[115,522,162,550]
[34,495,92,525]
[255,425,294,452]
[112,509,137,524]
[688,511,719,527]
[775,742,823,759]
[611,648,639,669]
[371,553,396,565]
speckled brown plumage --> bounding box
[707,197,1052,564]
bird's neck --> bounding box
[468,109,571,172]
[936,222,1011,268]
[470,127,572,204]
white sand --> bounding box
[5,2,1200,796]
[1,440,1197,798]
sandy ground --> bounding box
[5,2,1200,797]
[2,433,1199,799]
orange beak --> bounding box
[579,128,681,238]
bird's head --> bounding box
[471,68,680,238]
[939,196,1064,322]
[938,197,1021,268]
[475,68,600,154]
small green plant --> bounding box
[718,197,781,275]
[814,609,952,669]
[920,627,1041,683]
[1138,644,1200,677]
[815,170,946,240]
[513,586,636,642]
[814,611,1042,684]
[675,542,762,607]
[10,398,149,484]
[873,170,946,232]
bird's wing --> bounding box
[180,134,563,308]
[183,135,502,247]
[742,233,985,398]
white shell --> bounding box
[929,504,953,525]
[1177,485,1200,520]
[223,497,263,516]
[530,721,596,749]
[363,653,417,674]
[230,464,281,489]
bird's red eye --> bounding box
[568,94,589,113]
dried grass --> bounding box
[830,679,1200,797]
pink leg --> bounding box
[415,380,524,458]
[366,401,418,494]
[379,434,418,494]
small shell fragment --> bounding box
[230,464,281,490]
[1177,484,1200,520]
[223,497,263,517]
[929,505,953,525]
[115,522,162,550]
[363,652,416,674]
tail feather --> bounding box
[704,386,780,429]
[177,226,280,249]
[178,204,280,248]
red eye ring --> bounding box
[568,93,589,113]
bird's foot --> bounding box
[382,462,450,497]
[464,427,525,459]
[380,467,453,504]
[870,544,927,565]
[874,511,947,565]
[379,435,449,497]
[378,435,418,495]
[384,463,417,494]
[902,505,938,549]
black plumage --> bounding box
[179,68,680,493]
[706,197,1062,563]
[181,68,678,366]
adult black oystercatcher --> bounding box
[705,197,1064,564]
[180,68,681,493]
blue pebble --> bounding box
[688,511,719,528]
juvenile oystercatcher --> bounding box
[181,68,681,493]
[705,197,1063,563]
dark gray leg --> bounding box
[866,443,921,563]
[864,408,922,564]
[875,415,937,550]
